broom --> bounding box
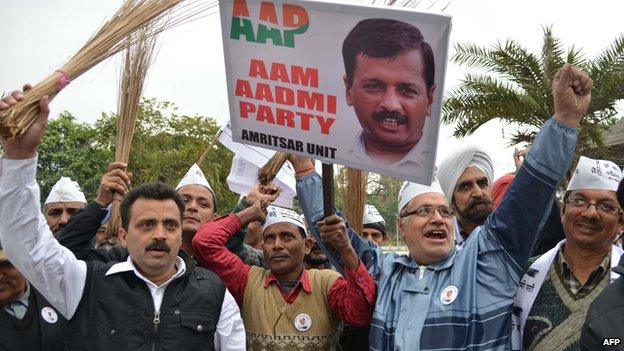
[257,151,290,185]
[196,129,223,165]
[104,23,161,240]
[0,0,215,138]
[344,168,368,234]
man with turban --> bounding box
[436,145,494,248]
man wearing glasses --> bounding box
[512,156,623,350]
[292,64,593,350]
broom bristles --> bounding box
[0,0,215,138]
[258,152,290,185]
[105,201,123,239]
[345,168,368,235]
[106,17,164,240]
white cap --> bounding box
[363,204,385,225]
[397,178,445,213]
[262,206,306,234]
[45,177,87,205]
[567,156,621,192]
[176,164,216,199]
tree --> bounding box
[37,112,112,202]
[443,27,624,163]
[94,98,239,213]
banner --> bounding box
[220,0,451,184]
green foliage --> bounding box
[34,98,238,213]
[94,98,238,213]
[444,26,624,161]
[37,112,112,202]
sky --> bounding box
[2,0,623,179]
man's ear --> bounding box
[118,227,128,248]
[343,74,354,107]
[396,216,406,240]
[304,238,314,254]
[426,84,436,115]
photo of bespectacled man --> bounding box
[342,18,436,168]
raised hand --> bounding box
[95,162,133,207]
[0,84,49,159]
[552,64,592,128]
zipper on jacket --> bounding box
[151,310,161,351]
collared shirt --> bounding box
[3,282,30,319]
[105,256,187,311]
[0,155,246,350]
[297,117,579,350]
[556,246,611,297]
[264,269,312,304]
[193,213,377,326]
[346,124,434,184]
[348,130,431,170]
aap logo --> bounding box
[230,0,309,48]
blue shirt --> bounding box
[296,118,577,350]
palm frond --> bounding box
[443,74,546,137]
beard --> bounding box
[457,197,493,225]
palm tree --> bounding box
[443,27,624,162]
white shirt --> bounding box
[0,155,245,350]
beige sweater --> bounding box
[242,266,341,351]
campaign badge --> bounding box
[440,285,458,305]
[294,313,312,332]
[41,306,59,324]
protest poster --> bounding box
[220,0,451,184]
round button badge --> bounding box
[440,285,458,305]
[294,313,312,332]
[41,307,59,324]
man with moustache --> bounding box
[512,157,623,350]
[43,176,87,235]
[343,18,436,169]
[292,64,592,349]
[436,145,495,249]
[0,87,245,350]
[580,177,624,350]
[193,204,375,350]
[437,145,565,255]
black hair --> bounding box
[342,18,435,89]
[120,182,186,230]
[363,222,387,236]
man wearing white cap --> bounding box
[192,202,376,350]
[290,64,592,350]
[175,163,218,257]
[512,156,623,350]
[362,204,388,246]
[44,177,87,234]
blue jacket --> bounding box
[296,118,577,350]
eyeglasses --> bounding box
[566,197,623,216]
[401,205,455,219]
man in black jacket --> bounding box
[0,246,67,351]
[0,87,245,350]
[581,178,624,351]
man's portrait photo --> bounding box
[342,18,436,169]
